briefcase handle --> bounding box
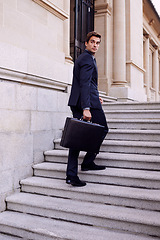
[80,116,91,123]
[80,116,104,127]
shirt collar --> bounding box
[85,49,95,59]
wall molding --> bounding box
[126,60,145,73]
[0,67,68,92]
[95,3,111,15]
[32,0,68,21]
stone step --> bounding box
[103,102,160,110]
[107,129,160,142]
[99,92,117,102]
[21,177,160,211]
[54,139,160,155]
[44,149,160,170]
[33,162,160,189]
[6,193,160,237]
[0,211,157,240]
[105,109,160,119]
[107,119,160,130]
[0,234,22,240]
[100,140,160,155]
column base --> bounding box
[109,86,135,102]
[98,77,109,93]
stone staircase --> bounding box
[0,102,160,239]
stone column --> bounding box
[144,35,150,101]
[95,1,112,93]
[113,0,126,86]
[152,47,159,101]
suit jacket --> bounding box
[68,50,102,109]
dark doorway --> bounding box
[70,0,94,61]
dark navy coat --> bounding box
[68,50,102,110]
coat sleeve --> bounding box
[79,57,94,109]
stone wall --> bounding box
[0,0,72,212]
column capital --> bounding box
[95,3,111,15]
[154,46,159,50]
[149,19,154,26]
[144,33,150,39]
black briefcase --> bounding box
[60,117,105,153]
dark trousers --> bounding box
[66,106,108,177]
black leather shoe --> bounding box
[81,162,106,171]
[66,176,86,187]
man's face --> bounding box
[85,36,101,55]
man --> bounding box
[66,31,108,187]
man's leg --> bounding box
[66,106,86,186]
[81,108,108,171]
[66,148,79,177]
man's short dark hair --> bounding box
[86,31,101,43]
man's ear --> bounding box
[85,41,87,47]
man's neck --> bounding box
[85,49,95,56]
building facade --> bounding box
[0,0,160,212]
[95,0,160,101]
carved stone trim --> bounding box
[154,45,159,50]
[149,42,156,52]
[65,55,73,64]
[95,3,111,15]
[144,33,150,39]
[150,87,156,92]
[32,0,68,20]
[0,67,68,92]
[149,19,154,26]
[126,61,145,73]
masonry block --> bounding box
[0,42,28,72]
[15,84,37,111]
[17,0,47,25]
[0,194,6,212]
[33,130,55,163]
[0,133,33,172]
[37,88,58,112]
[0,170,13,194]
[33,130,54,152]
[0,81,15,110]
[13,165,33,190]
[4,4,32,39]
[52,112,69,130]
[0,110,31,132]
[0,1,3,27]
[57,91,71,112]
[31,111,53,131]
